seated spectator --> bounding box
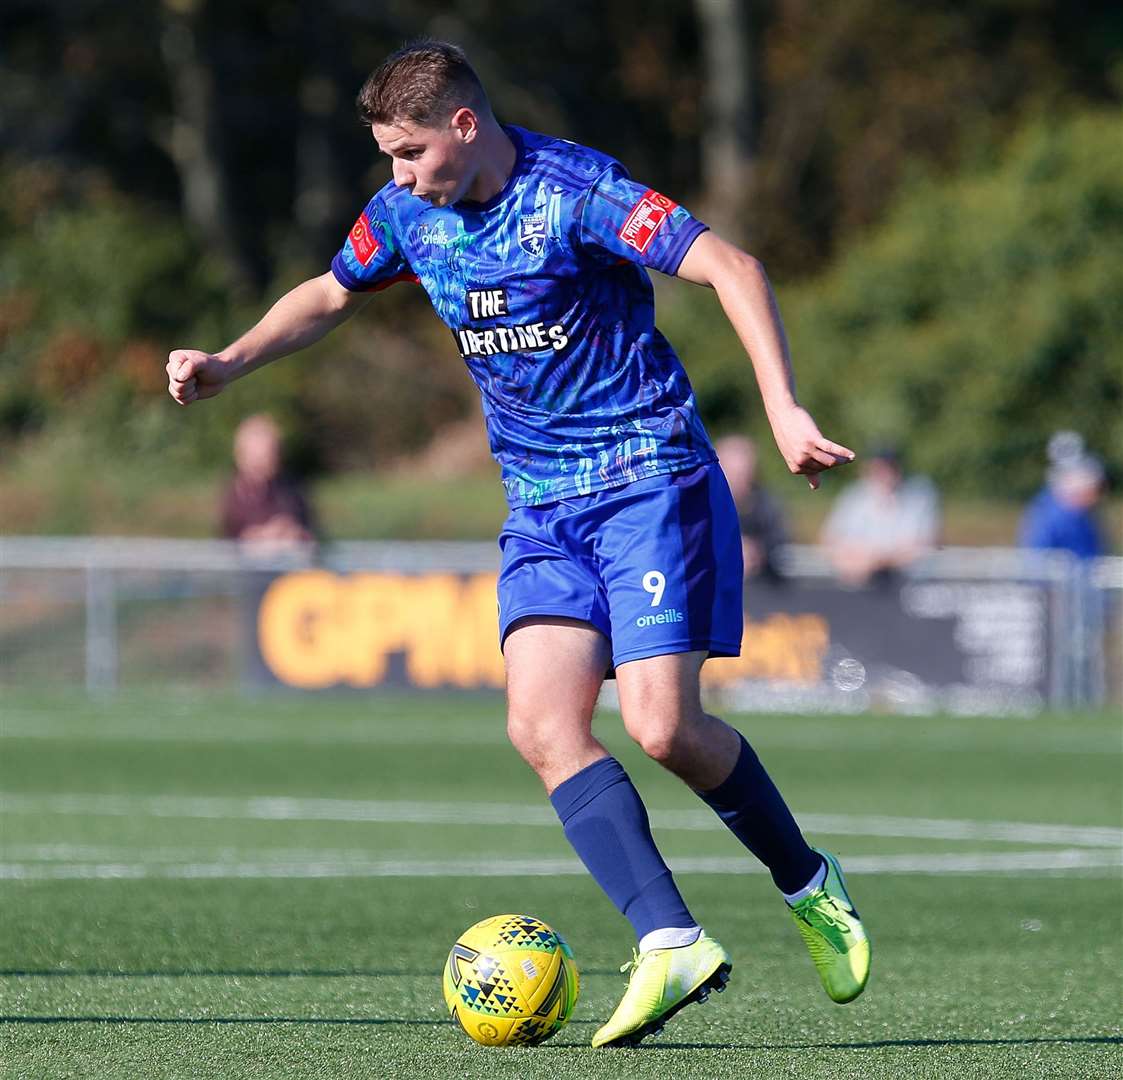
[1019,431,1107,560]
[715,434,790,579]
[820,444,940,585]
[220,414,316,549]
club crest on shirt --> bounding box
[518,210,548,258]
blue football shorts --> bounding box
[497,462,744,667]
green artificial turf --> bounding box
[1,692,1120,1079]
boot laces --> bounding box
[793,889,848,932]
[619,948,643,982]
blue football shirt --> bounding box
[331,125,716,508]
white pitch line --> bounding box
[2,844,410,863]
[1,849,1120,881]
[2,792,1119,849]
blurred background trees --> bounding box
[1,0,1120,534]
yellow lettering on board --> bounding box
[703,613,830,686]
[258,570,507,690]
[404,574,503,688]
[257,570,342,689]
[466,573,505,688]
[340,573,411,686]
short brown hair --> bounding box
[356,40,490,127]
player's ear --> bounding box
[450,107,479,143]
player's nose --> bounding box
[392,159,415,190]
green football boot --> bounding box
[789,848,870,1003]
[591,932,732,1048]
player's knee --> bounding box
[506,709,557,771]
[506,709,537,755]
[623,701,712,767]
[623,716,682,766]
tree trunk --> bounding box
[292,2,351,260]
[158,0,264,296]
[695,0,754,247]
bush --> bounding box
[0,170,476,487]
[779,108,1123,496]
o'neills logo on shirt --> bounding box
[618,190,677,254]
[349,212,380,266]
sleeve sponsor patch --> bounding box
[618,190,677,254]
[349,212,381,266]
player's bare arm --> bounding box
[676,231,854,489]
[166,271,371,406]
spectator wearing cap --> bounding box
[819,444,941,586]
[1019,432,1107,560]
[715,434,790,580]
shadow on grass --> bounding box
[650,1036,1123,1051]
[0,968,621,978]
[0,1015,602,1028]
[0,1015,454,1026]
[1,1020,1114,1050]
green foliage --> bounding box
[0,177,267,476]
[3,107,1120,533]
[0,174,476,497]
[778,109,1123,496]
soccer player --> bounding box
[167,41,870,1046]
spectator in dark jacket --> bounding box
[220,414,315,548]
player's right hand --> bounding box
[166,349,228,405]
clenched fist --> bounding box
[166,350,230,405]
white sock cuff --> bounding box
[639,925,702,953]
[782,858,828,906]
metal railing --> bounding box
[1,536,1119,709]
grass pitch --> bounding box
[1,692,1120,1079]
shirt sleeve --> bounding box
[574,163,708,276]
[330,191,414,292]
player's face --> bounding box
[372,112,479,208]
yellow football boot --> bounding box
[789,848,870,1003]
[592,932,731,1048]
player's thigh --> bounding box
[503,616,610,739]
[614,649,707,750]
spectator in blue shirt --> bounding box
[1019,433,1107,560]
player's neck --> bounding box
[461,123,517,205]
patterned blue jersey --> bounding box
[331,125,716,508]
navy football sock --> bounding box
[550,756,695,941]
[696,733,822,894]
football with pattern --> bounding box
[442,913,580,1046]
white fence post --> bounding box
[84,566,117,694]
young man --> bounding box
[167,41,870,1046]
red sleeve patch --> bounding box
[618,189,677,254]
[349,212,381,266]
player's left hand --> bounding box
[767,404,855,490]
